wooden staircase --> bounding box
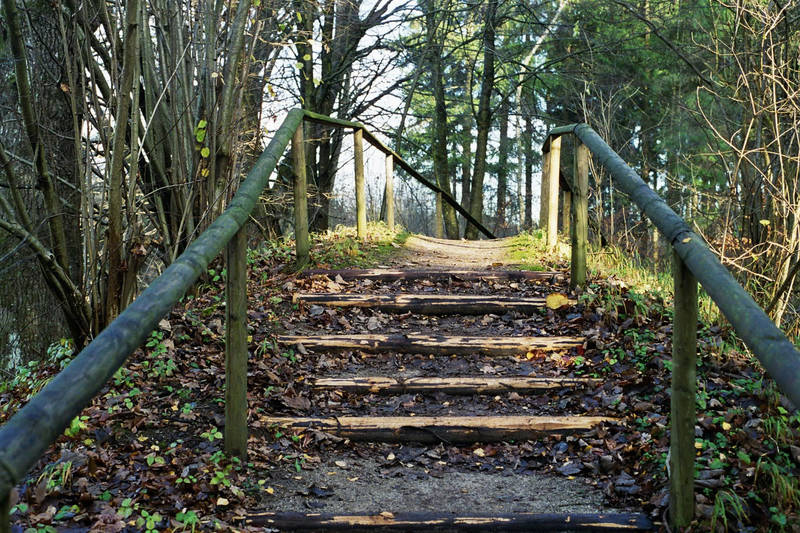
[251,265,656,531]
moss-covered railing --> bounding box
[542,123,800,529]
[0,109,493,530]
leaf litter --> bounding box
[0,234,798,531]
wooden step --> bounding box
[293,293,573,314]
[302,268,562,282]
[246,511,656,531]
[259,415,617,443]
[278,334,583,356]
[311,376,600,395]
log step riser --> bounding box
[246,511,655,531]
[278,334,583,357]
[260,415,616,444]
[312,376,601,395]
[293,293,573,315]
[302,268,563,282]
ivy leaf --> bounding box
[201,147,210,158]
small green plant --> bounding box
[63,415,88,438]
[136,509,163,533]
[711,490,747,531]
[175,509,201,532]
[200,426,222,442]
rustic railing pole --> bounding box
[224,226,249,459]
[292,124,310,268]
[435,193,444,238]
[546,136,561,249]
[570,141,588,289]
[354,128,367,239]
[385,154,394,230]
[561,191,571,237]
[670,250,697,527]
[539,147,551,229]
[1,490,9,533]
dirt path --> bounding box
[252,236,651,530]
[387,235,517,269]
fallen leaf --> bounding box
[546,292,570,310]
[217,497,230,506]
[334,460,347,468]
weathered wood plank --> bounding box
[278,334,582,356]
[301,268,562,281]
[312,376,600,395]
[259,415,617,443]
[293,294,573,314]
[246,511,656,531]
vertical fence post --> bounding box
[571,142,588,289]
[1,490,9,533]
[385,154,394,231]
[539,146,551,229]
[224,225,248,459]
[435,193,444,238]
[292,123,309,268]
[562,190,571,236]
[670,250,698,527]
[546,136,561,250]
[354,128,367,239]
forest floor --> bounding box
[1,224,798,532]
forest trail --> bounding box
[250,237,654,531]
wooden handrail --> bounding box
[0,108,491,524]
[542,122,800,528]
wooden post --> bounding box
[292,124,309,268]
[384,154,394,231]
[354,128,367,239]
[561,191,571,236]
[435,192,444,238]
[546,136,561,249]
[570,142,588,289]
[670,250,697,528]
[224,227,248,459]
[1,490,9,533]
[539,148,550,229]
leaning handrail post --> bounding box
[670,251,698,527]
[384,154,394,231]
[561,190,571,237]
[354,128,367,239]
[570,141,589,289]
[539,146,551,229]
[292,123,310,268]
[546,136,562,249]
[1,490,9,533]
[224,223,249,459]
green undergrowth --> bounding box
[247,221,409,272]
[511,229,800,530]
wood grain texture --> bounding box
[245,511,656,531]
[293,293,574,314]
[312,376,601,394]
[259,415,617,443]
[301,268,562,281]
[279,334,583,356]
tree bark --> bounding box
[464,0,497,240]
[260,415,616,443]
[495,98,509,234]
[279,333,583,356]
[293,293,567,314]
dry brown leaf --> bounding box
[545,292,570,310]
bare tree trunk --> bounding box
[426,0,459,239]
[465,0,497,240]
[495,98,509,235]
